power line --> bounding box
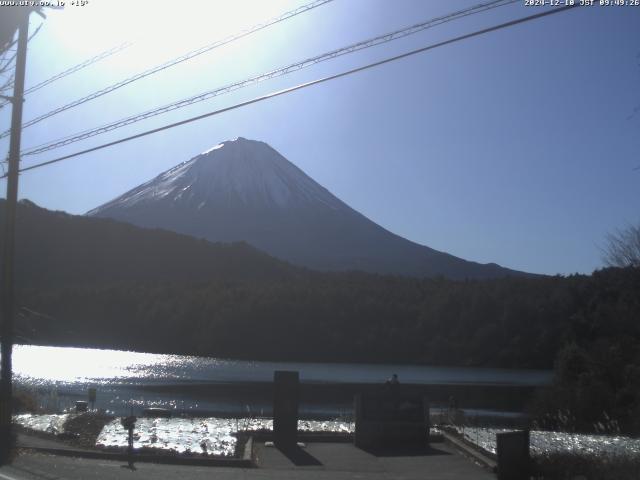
[0,42,132,109]
[0,23,43,99]
[0,0,334,140]
[20,0,517,157]
[26,42,132,96]
[7,3,579,178]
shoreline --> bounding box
[127,381,540,412]
[20,380,539,418]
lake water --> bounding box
[18,347,638,461]
[13,344,552,416]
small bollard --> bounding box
[120,415,137,469]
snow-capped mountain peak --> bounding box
[90,137,344,213]
[88,138,524,279]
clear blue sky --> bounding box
[1,0,639,276]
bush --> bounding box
[532,452,640,480]
[13,388,39,413]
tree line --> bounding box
[4,200,640,434]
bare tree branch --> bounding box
[602,224,640,268]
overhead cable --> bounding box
[0,42,132,109]
[8,3,579,178]
[28,43,131,96]
[0,0,335,139]
[21,0,516,157]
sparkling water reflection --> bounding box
[13,413,69,435]
[14,344,551,416]
[456,426,640,458]
[96,417,354,457]
[14,344,552,387]
[16,414,640,460]
[14,345,193,386]
[13,413,356,457]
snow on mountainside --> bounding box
[92,138,344,212]
[88,137,526,279]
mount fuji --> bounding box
[88,137,524,279]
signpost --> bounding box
[121,415,137,469]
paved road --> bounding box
[1,452,236,480]
[0,442,496,480]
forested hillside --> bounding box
[17,268,639,369]
[4,200,640,433]
[5,199,297,288]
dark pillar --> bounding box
[273,370,299,447]
[497,430,530,480]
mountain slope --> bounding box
[1,199,295,289]
[89,137,526,279]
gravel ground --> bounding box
[14,412,114,450]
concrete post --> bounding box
[273,370,299,447]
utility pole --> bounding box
[0,9,30,465]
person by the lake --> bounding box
[448,395,458,423]
[386,373,400,385]
[385,373,400,396]
[385,374,401,413]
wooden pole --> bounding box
[0,10,30,464]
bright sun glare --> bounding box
[44,0,291,68]
[13,345,172,383]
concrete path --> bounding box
[253,441,496,479]
[0,445,496,480]
[16,434,91,452]
[2,434,497,480]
